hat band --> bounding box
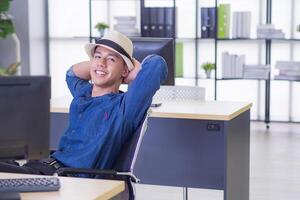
[95,39,131,61]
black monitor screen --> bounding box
[0,76,51,160]
[131,37,174,85]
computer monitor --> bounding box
[131,37,175,85]
[0,76,51,160]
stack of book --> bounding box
[221,52,245,78]
[200,7,216,38]
[232,11,251,39]
[141,7,174,37]
[256,24,285,39]
[113,16,139,37]
[243,65,269,79]
[217,4,230,38]
[275,61,300,80]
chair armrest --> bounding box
[56,167,115,176]
[55,167,140,183]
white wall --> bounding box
[0,0,48,76]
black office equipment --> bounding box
[131,37,175,85]
[156,7,165,37]
[141,8,151,37]
[0,76,51,160]
[0,177,60,193]
[149,8,158,37]
[201,7,216,38]
[201,8,209,38]
[164,7,174,37]
[141,7,174,38]
[208,7,216,38]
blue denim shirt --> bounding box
[52,55,167,170]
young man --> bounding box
[0,31,167,175]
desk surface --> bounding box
[51,97,252,121]
[0,172,124,200]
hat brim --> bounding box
[85,43,134,71]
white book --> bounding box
[275,75,300,80]
[237,12,242,38]
[244,12,251,38]
[276,61,300,70]
[279,70,300,76]
[232,12,238,38]
[222,52,230,78]
[236,55,245,78]
[244,64,269,70]
[230,54,236,78]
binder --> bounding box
[208,8,216,38]
[149,8,158,37]
[141,8,150,37]
[157,7,165,37]
[217,4,230,38]
[201,8,209,38]
[164,7,174,37]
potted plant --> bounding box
[94,22,109,37]
[0,0,21,76]
[201,62,215,78]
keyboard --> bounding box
[0,177,60,193]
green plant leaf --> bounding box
[94,22,109,30]
[0,18,15,38]
[0,0,10,12]
[0,67,8,76]
[201,62,215,72]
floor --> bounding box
[134,121,300,200]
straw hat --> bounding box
[85,31,134,71]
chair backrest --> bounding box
[152,85,205,102]
[113,110,150,173]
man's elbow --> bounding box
[150,55,168,83]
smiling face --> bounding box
[90,46,129,91]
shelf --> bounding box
[197,38,215,40]
[215,38,300,42]
[217,38,264,41]
[197,77,215,80]
[216,78,268,81]
[91,0,140,1]
[90,36,300,42]
[270,38,300,42]
[50,36,90,40]
[175,37,197,42]
[273,78,300,82]
[175,76,197,79]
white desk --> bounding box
[51,97,251,120]
[50,97,252,200]
[0,172,124,200]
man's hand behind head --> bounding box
[123,58,141,84]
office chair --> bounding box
[56,110,151,200]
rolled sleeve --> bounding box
[123,55,168,128]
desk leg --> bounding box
[224,110,250,200]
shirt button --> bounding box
[78,114,82,118]
[71,130,75,134]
